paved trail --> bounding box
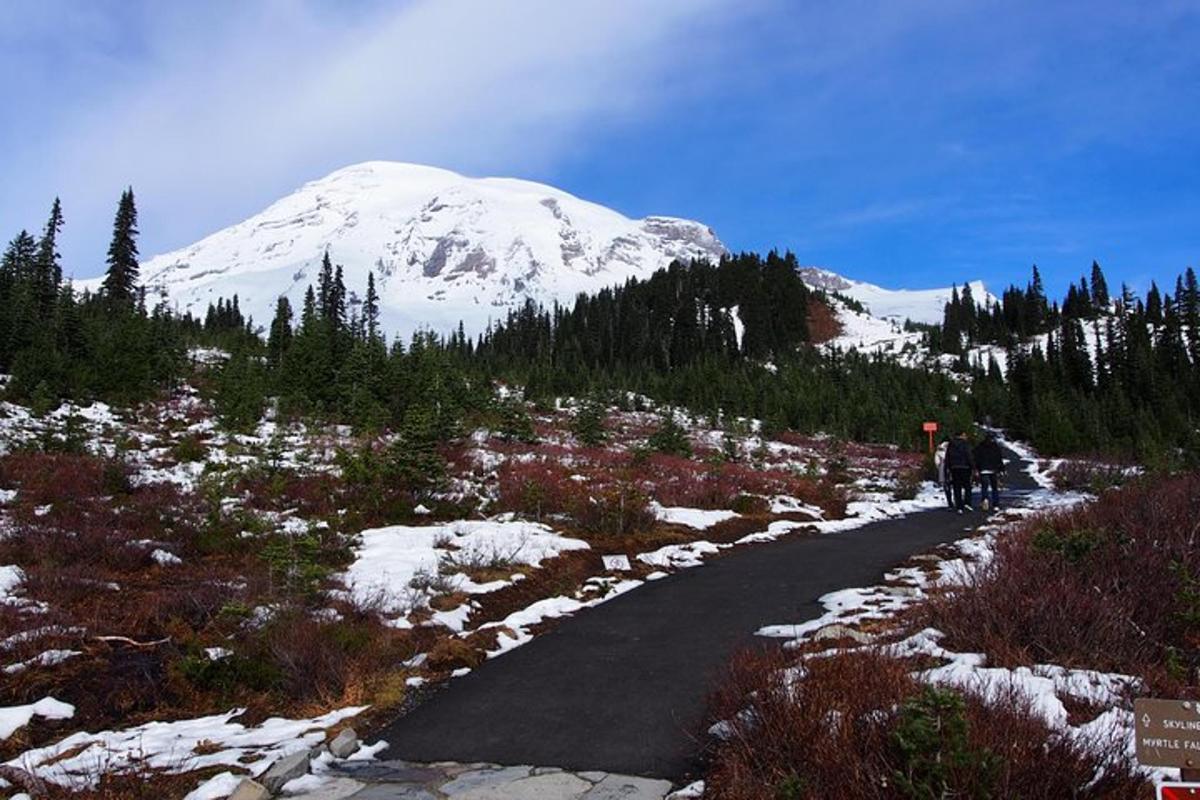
[375,456,1037,780]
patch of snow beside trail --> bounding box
[0,697,74,740]
[751,483,1165,785]
[3,705,366,791]
[184,771,243,800]
[479,579,644,658]
[638,540,722,569]
[338,520,589,626]
[812,481,946,533]
[650,503,738,530]
[993,431,1056,490]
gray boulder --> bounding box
[261,749,312,793]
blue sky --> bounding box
[1,0,1197,298]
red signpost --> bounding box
[1160,783,1200,799]
[922,421,938,453]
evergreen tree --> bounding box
[1090,260,1110,310]
[570,398,608,447]
[364,271,381,344]
[34,198,64,317]
[101,189,140,305]
[647,409,693,457]
[267,296,293,370]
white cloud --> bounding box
[6,0,751,276]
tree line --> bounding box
[0,191,185,407]
[928,262,1200,461]
[6,189,1193,462]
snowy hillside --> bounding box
[799,267,993,326]
[89,162,727,338]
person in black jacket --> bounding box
[973,432,1006,511]
[945,431,975,513]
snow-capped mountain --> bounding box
[798,267,992,326]
[120,162,727,338]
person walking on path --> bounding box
[946,431,975,514]
[973,432,1005,511]
[933,436,953,510]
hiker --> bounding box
[933,436,953,510]
[973,432,1006,511]
[946,430,975,514]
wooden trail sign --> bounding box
[922,421,938,453]
[1135,699,1200,770]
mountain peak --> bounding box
[127,162,727,337]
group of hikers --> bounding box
[933,430,1006,514]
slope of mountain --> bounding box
[798,267,992,326]
[112,162,727,337]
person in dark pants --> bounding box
[973,432,1006,511]
[945,431,975,514]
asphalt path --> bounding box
[375,453,1037,779]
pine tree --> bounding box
[1090,260,1110,310]
[317,250,334,319]
[364,272,381,344]
[495,395,536,443]
[34,198,64,317]
[387,404,447,500]
[101,189,140,306]
[571,398,608,446]
[647,409,692,457]
[267,296,293,370]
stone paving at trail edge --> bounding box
[285,760,681,800]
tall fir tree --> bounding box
[34,198,64,317]
[1090,260,1110,310]
[364,271,381,344]
[101,189,140,305]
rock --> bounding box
[441,766,531,796]
[583,774,674,800]
[351,786,440,800]
[280,776,365,799]
[330,760,444,783]
[532,766,564,775]
[452,771,592,800]
[228,778,272,800]
[811,623,874,644]
[578,772,609,783]
[329,728,360,758]
[261,750,312,793]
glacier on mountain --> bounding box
[120,161,727,339]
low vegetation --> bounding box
[702,473,1200,799]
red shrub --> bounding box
[923,472,1200,693]
[704,647,1148,800]
[0,452,111,506]
[495,458,579,518]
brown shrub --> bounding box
[703,646,1149,800]
[705,647,915,799]
[469,550,605,628]
[806,296,843,345]
[0,452,110,506]
[921,472,1200,692]
[425,637,487,672]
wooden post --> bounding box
[1183,767,1200,781]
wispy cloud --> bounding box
[1,0,755,276]
[819,200,926,229]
